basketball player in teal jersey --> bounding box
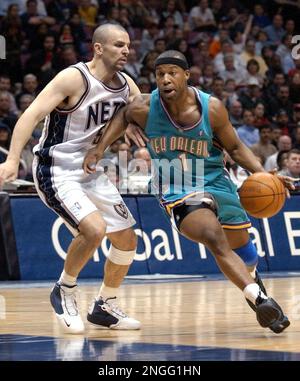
[83,51,295,333]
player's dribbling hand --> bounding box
[0,160,19,190]
[83,148,104,175]
[269,168,300,198]
[125,124,149,147]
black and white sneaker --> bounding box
[87,297,141,330]
[255,295,290,334]
[50,282,85,334]
[246,272,290,334]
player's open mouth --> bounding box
[163,89,175,94]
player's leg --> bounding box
[179,207,258,290]
[225,229,290,333]
[50,210,107,334]
[87,227,140,330]
[85,178,140,329]
[174,202,288,331]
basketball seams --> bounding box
[239,179,275,193]
[239,174,286,218]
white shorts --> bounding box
[32,157,136,233]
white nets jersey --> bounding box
[32,63,136,232]
[33,62,129,179]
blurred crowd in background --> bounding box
[0,0,300,193]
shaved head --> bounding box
[92,23,128,45]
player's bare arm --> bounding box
[210,97,296,190]
[0,68,85,185]
[124,94,150,147]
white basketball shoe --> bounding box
[50,282,85,334]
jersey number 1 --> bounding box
[179,153,188,171]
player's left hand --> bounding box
[269,168,300,198]
[83,147,104,175]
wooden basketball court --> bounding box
[0,274,300,361]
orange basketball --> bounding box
[239,172,286,218]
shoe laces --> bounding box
[103,297,128,318]
[61,285,79,316]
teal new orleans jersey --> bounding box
[144,87,251,230]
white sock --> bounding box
[97,283,119,301]
[58,270,77,287]
[243,283,268,304]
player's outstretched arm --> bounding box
[0,68,82,186]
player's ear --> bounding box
[185,70,190,81]
[94,42,103,56]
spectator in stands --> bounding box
[123,48,142,81]
[140,21,162,57]
[253,103,270,129]
[265,71,286,99]
[26,34,57,86]
[292,104,300,127]
[78,0,97,27]
[253,3,271,28]
[0,75,18,114]
[255,30,271,56]
[0,91,18,132]
[162,0,184,28]
[275,109,293,136]
[293,125,300,149]
[16,74,38,107]
[126,0,150,29]
[276,34,294,75]
[53,45,78,72]
[170,38,194,67]
[278,149,300,179]
[188,0,216,32]
[239,77,264,110]
[266,84,294,120]
[136,77,151,93]
[290,73,300,104]
[250,125,277,165]
[237,109,260,147]
[210,77,225,101]
[214,40,242,73]
[188,66,202,88]
[219,53,246,85]
[244,59,264,88]
[240,38,268,76]
[0,123,11,152]
[21,0,55,42]
[46,0,78,23]
[228,100,243,129]
[59,23,75,46]
[264,135,292,171]
[270,125,282,147]
[264,14,285,46]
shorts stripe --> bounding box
[221,222,252,230]
[35,152,79,229]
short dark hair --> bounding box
[287,148,300,158]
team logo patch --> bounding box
[114,203,128,219]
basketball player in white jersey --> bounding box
[0,24,141,334]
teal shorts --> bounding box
[205,172,251,230]
[162,171,251,230]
